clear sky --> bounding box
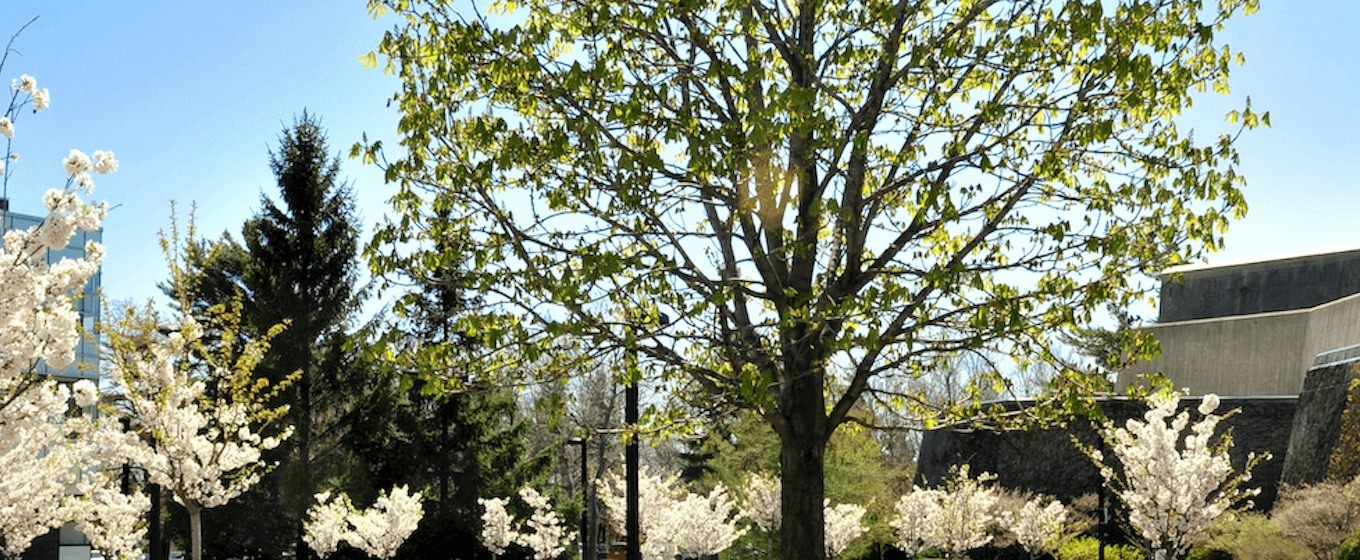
[1,1,1353,322]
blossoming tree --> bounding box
[0,36,145,558]
[601,471,746,560]
[741,473,868,559]
[304,486,424,559]
[479,487,576,560]
[106,233,295,560]
[1084,391,1265,560]
[891,466,1001,559]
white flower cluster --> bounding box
[478,487,577,560]
[823,500,868,559]
[479,496,515,558]
[601,471,745,560]
[11,74,48,111]
[111,317,292,514]
[891,465,1000,558]
[305,486,424,560]
[1001,497,1069,559]
[739,473,867,558]
[742,472,781,533]
[0,68,131,557]
[1092,391,1262,560]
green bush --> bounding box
[1338,526,1360,560]
[1186,512,1311,560]
[1058,536,1144,560]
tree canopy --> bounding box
[357,0,1264,558]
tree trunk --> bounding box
[297,369,313,560]
[187,503,202,560]
[778,354,829,560]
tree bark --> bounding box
[777,352,829,560]
[187,503,202,560]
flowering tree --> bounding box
[478,487,576,560]
[304,486,424,559]
[106,271,294,560]
[741,473,868,559]
[479,496,515,559]
[822,501,867,559]
[0,31,145,558]
[601,471,746,560]
[1001,497,1070,559]
[1084,391,1265,560]
[891,466,1000,559]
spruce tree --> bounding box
[169,112,362,560]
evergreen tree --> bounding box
[344,208,551,559]
[167,112,363,560]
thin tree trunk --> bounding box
[188,504,202,560]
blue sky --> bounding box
[2,1,1354,323]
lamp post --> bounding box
[568,437,589,560]
[625,312,668,560]
[626,357,640,560]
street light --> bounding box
[625,312,668,560]
[567,437,589,560]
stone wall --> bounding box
[915,396,1297,512]
[1281,361,1360,486]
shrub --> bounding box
[1273,477,1360,560]
[1186,512,1311,560]
[1336,527,1360,560]
[1058,536,1144,560]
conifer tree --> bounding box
[170,112,362,560]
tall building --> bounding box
[0,197,104,560]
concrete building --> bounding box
[1,198,103,560]
[1117,243,1360,396]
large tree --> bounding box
[177,112,363,560]
[357,1,1264,559]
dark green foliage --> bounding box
[167,112,363,559]
[1186,513,1310,560]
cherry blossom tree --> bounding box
[822,501,867,559]
[479,496,514,560]
[0,33,143,558]
[602,471,745,560]
[477,487,576,560]
[1001,497,1070,559]
[741,473,868,559]
[1084,391,1265,560]
[304,486,424,560]
[890,466,1000,559]
[106,251,295,560]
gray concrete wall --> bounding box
[1160,248,1360,322]
[1281,361,1359,486]
[1117,292,1360,396]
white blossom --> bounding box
[742,472,781,533]
[0,116,12,138]
[91,150,118,174]
[1001,497,1068,559]
[602,471,746,560]
[62,149,92,176]
[345,486,425,559]
[33,88,49,111]
[480,497,515,557]
[304,492,353,559]
[823,500,867,559]
[891,466,1000,559]
[515,487,576,560]
[1088,391,1264,560]
[12,74,36,95]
